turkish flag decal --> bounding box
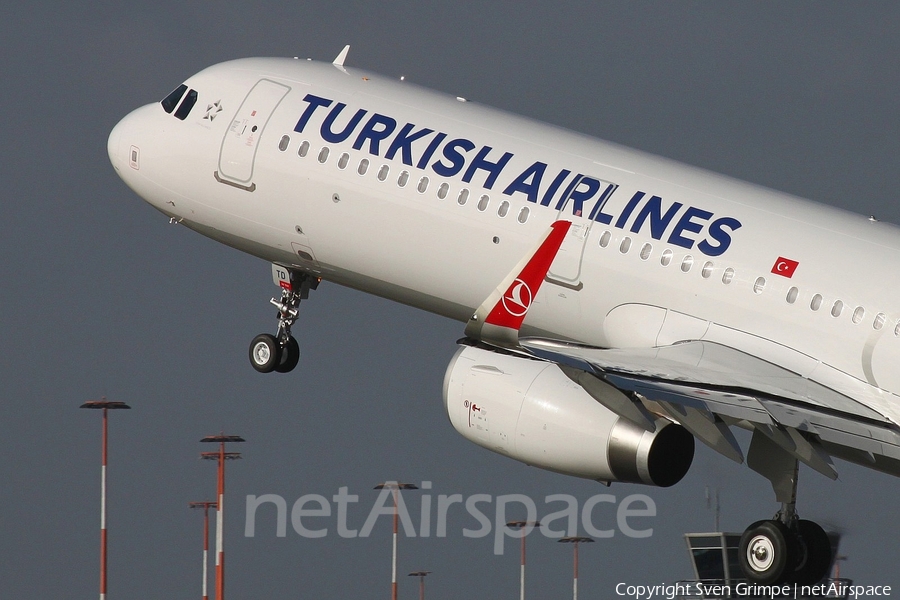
[771,257,799,278]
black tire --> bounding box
[275,336,300,373]
[787,520,832,586]
[739,520,795,585]
[249,334,280,373]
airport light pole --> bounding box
[373,481,419,600]
[408,571,431,600]
[190,501,218,600]
[506,520,541,600]
[80,398,131,600]
[559,536,594,600]
[200,434,244,600]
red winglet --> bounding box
[464,220,572,346]
[484,220,571,330]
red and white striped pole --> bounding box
[81,399,130,600]
[507,521,541,600]
[101,406,108,600]
[407,571,431,600]
[373,482,419,600]
[200,434,244,600]
[392,488,399,600]
[216,441,224,600]
[204,504,211,600]
[190,501,217,600]
[559,536,593,600]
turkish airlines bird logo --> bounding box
[501,279,533,317]
[771,257,799,278]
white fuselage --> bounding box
[108,57,900,425]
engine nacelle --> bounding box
[443,346,694,486]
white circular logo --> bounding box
[501,279,533,317]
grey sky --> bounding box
[2,2,900,598]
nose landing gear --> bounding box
[248,264,317,374]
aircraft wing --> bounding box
[517,337,900,477]
[465,221,900,489]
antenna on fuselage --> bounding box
[332,45,350,68]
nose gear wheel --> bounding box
[248,265,318,374]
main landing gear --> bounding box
[738,429,834,585]
[248,264,318,374]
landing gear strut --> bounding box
[739,429,833,585]
[248,264,317,374]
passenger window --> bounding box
[417,177,429,193]
[874,313,886,330]
[599,231,611,248]
[298,140,310,157]
[619,237,632,254]
[338,153,350,170]
[786,287,799,304]
[437,182,450,199]
[639,243,652,261]
[278,135,290,152]
[852,306,865,324]
[398,171,410,187]
[377,164,389,181]
[173,89,198,120]
[477,195,490,212]
[810,294,823,311]
[358,158,369,175]
[457,189,469,206]
[497,201,509,218]
[753,276,765,294]
[722,267,734,284]
[681,255,693,273]
[831,300,843,318]
[317,147,330,164]
[701,261,713,278]
[161,84,188,114]
[517,206,530,224]
[660,249,673,267]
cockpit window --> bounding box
[161,84,188,114]
[173,89,198,120]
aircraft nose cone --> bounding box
[107,116,124,172]
[108,105,152,180]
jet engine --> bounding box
[443,346,694,486]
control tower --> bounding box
[674,531,851,599]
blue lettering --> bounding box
[630,196,683,240]
[386,123,435,166]
[463,146,514,190]
[554,175,583,210]
[415,132,447,170]
[698,217,742,256]
[320,103,367,144]
[294,94,333,133]
[432,138,476,178]
[668,206,713,249]
[293,98,741,257]
[352,113,397,155]
[567,177,602,217]
[588,184,617,224]
[540,169,571,206]
[503,162,547,203]
[614,192,646,229]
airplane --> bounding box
[108,47,900,586]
